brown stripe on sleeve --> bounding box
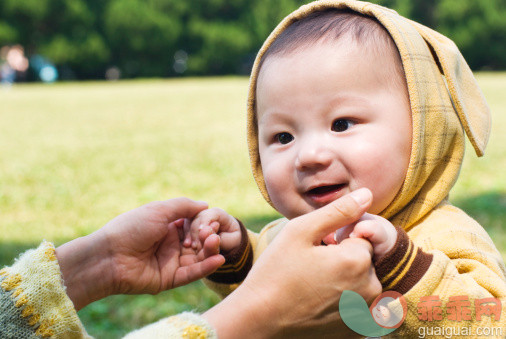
[206,219,253,284]
[374,226,433,295]
[374,226,410,281]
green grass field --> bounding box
[1,74,505,337]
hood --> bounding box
[246,0,491,229]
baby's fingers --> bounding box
[182,219,194,248]
[220,230,242,252]
[349,217,397,259]
[198,225,216,243]
[337,224,356,243]
[184,217,204,250]
[350,220,385,243]
[201,233,221,259]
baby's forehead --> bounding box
[256,39,408,114]
[258,9,403,69]
[258,36,401,78]
[255,9,407,103]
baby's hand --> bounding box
[329,213,397,261]
[185,208,242,253]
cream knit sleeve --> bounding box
[123,312,217,339]
[0,241,91,338]
[0,242,217,339]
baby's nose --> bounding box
[295,139,333,171]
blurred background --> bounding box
[0,0,505,84]
[1,0,505,338]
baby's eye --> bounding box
[275,132,294,144]
[331,119,355,132]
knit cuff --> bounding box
[0,241,90,338]
[123,312,218,339]
[374,227,433,295]
[206,219,253,284]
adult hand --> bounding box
[204,188,382,338]
[56,198,225,310]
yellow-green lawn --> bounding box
[1,74,504,337]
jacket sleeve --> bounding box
[0,242,218,339]
[0,241,91,338]
[203,217,287,299]
[203,224,259,299]
[122,312,217,339]
[374,205,506,337]
[206,220,255,285]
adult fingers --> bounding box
[149,198,208,223]
[334,224,355,244]
[338,237,374,259]
[288,188,373,243]
[321,224,354,245]
[173,255,225,289]
[337,238,382,302]
[183,219,193,247]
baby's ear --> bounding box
[413,21,491,157]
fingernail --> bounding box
[199,224,204,230]
[349,188,372,207]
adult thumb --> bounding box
[289,188,373,244]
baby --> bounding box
[185,1,506,335]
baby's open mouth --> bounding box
[307,184,346,196]
[305,184,347,205]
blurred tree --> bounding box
[181,0,253,74]
[372,0,506,70]
[0,0,504,79]
[103,0,183,77]
[186,19,252,74]
[370,0,412,17]
[247,0,308,49]
[435,0,506,70]
[0,21,18,44]
[0,0,109,79]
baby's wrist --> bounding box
[373,230,398,261]
[206,219,253,284]
[374,226,433,294]
[373,226,405,267]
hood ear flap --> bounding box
[411,22,491,157]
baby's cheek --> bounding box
[262,162,300,218]
[264,178,286,211]
[262,164,285,197]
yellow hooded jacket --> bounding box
[205,1,506,336]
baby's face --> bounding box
[256,39,412,219]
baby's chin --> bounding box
[281,205,316,220]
